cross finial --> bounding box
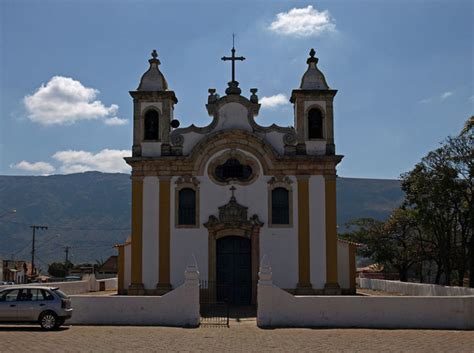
[230,185,236,198]
[221,34,246,94]
[151,50,158,59]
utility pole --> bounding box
[64,246,71,276]
[64,246,70,264]
[30,225,48,279]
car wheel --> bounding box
[39,311,58,330]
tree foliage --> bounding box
[344,116,473,286]
[48,261,73,278]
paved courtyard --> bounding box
[1,320,473,353]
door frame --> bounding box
[207,226,260,305]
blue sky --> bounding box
[1,0,472,179]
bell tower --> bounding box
[290,49,337,156]
[130,50,178,157]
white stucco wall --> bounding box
[69,279,199,327]
[141,142,162,157]
[1,277,118,295]
[337,241,350,289]
[257,283,474,329]
[306,141,327,155]
[139,102,164,157]
[215,103,252,131]
[142,176,160,289]
[169,148,299,289]
[179,103,286,157]
[309,175,326,289]
[303,100,327,155]
[359,278,474,296]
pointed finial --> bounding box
[149,49,161,65]
[307,48,319,64]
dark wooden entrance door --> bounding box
[216,236,252,305]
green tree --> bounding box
[401,118,473,286]
[342,210,421,282]
[48,262,69,278]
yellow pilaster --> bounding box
[129,176,144,294]
[157,177,172,293]
[325,175,340,290]
[117,245,125,294]
[297,176,311,289]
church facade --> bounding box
[116,48,357,302]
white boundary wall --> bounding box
[0,276,118,295]
[69,262,200,327]
[257,259,474,329]
[358,278,474,296]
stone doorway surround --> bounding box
[204,192,263,305]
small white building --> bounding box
[116,48,357,303]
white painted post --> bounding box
[184,255,200,327]
[257,255,272,327]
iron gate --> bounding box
[199,280,229,327]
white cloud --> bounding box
[440,91,454,101]
[419,97,432,104]
[260,94,289,109]
[10,161,55,175]
[24,76,123,126]
[268,6,336,37]
[420,91,455,104]
[52,149,131,174]
[104,117,128,126]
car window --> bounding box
[30,289,45,301]
[41,289,55,300]
[1,289,20,302]
[18,289,34,301]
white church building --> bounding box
[116,47,357,304]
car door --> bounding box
[32,289,52,319]
[16,288,39,321]
[0,289,20,321]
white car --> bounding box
[0,286,73,330]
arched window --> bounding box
[308,108,324,139]
[178,188,196,225]
[144,110,159,140]
[271,187,290,225]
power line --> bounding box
[4,220,130,231]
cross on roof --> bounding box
[230,185,236,198]
[221,34,245,83]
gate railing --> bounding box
[199,280,229,327]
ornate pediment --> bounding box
[204,188,263,229]
[218,196,248,223]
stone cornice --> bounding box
[290,89,337,103]
[129,90,178,104]
[125,153,343,177]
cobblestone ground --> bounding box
[1,320,473,353]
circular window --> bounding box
[208,152,259,185]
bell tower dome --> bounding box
[130,50,178,157]
[290,49,337,155]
